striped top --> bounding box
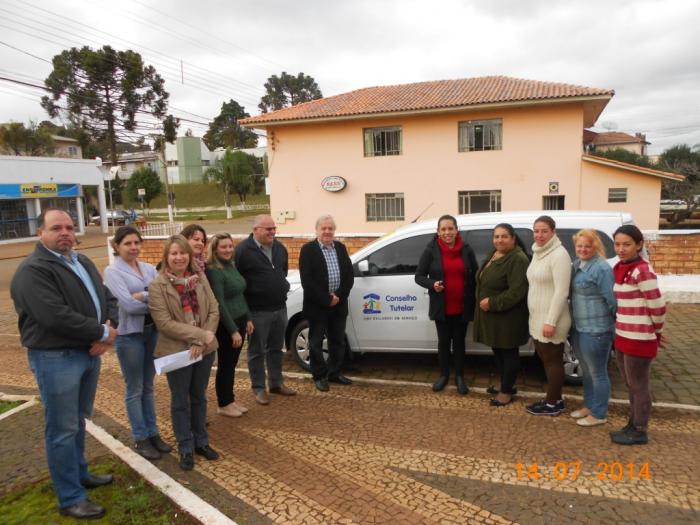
[612,257,665,358]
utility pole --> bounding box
[160,141,174,223]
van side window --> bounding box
[462,228,534,266]
[558,229,615,259]
[365,234,433,275]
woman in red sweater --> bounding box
[415,215,478,395]
[611,225,665,445]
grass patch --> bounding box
[125,183,269,209]
[148,210,261,222]
[0,400,24,414]
[0,456,200,525]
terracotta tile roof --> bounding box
[582,154,684,181]
[583,129,598,143]
[241,76,614,126]
[593,131,649,145]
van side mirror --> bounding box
[357,260,369,275]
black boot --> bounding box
[611,425,648,445]
[432,376,448,392]
[456,376,469,395]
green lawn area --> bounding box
[0,456,200,525]
[0,400,24,414]
[124,183,269,209]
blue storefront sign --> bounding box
[0,183,81,200]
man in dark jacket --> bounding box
[10,209,118,520]
[235,214,295,405]
[299,215,355,392]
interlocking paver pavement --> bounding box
[2,334,699,524]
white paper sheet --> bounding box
[154,349,202,375]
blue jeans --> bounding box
[27,349,101,509]
[116,325,158,441]
[572,330,613,419]
[166,351,214,454]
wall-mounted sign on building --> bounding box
[0,183,81,200]
[321,176,347,192]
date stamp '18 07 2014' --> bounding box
[515,462,651,482]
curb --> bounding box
[231,367,700,413]
[0,393,37,421]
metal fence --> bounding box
[139,222,184,236]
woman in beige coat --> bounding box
[525,215,572,417]
[149,235,220,471]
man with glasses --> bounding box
[235,215,296,404]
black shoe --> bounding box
[60,499,105,519]
[314,378,330,392]
[487,385,517,395]
[135,438,161,460]
[527,401,563,416]
[194,445,220,460]
[328,374,353,385]
[490,396,513,407]
[81,473,113,489]
[149,434,172,454]
[611,426,648,445]
[456,376,469,395]
[432,376,448,392]
[179,452,194,471]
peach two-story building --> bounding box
[241,76,682,231]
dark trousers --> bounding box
[534,340,565,403]
[166,352,215,454]
[309,308,348,380]
[214,316,246,407]
[434,315,468,378]
[492,347,520,394]
[616,351,652,430]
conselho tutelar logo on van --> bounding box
[362,293,417,315]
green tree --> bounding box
[0,121,54,156]
[258,72,322,113]
[125,167,163,213]
[591,147,652,168]
[204,149,254,218]
[658,145,700,227]
[41,45,170,164]
[203,99,258,150]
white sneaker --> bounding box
[217,403,243,417]
[570,408,591,419]
[576,415,607,427]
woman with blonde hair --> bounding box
[206,233,254,418]
[148,235,220,471]
[569,229,616,427]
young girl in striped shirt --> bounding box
[610,225,665,445]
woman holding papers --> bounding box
[149,235,221,471]
[206,233,254,418]
[104,226,172,460]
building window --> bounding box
[363,126,401,157]
[543,195,565,210]
[120,163,129,172]
[167,160,178,167]
[68,146,78,156]
[608,187,627,203]
[459,119,502,152]
[458,190,502,214]
[202,160,210,166]
[366,193,404,221]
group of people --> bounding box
[10,208,665,519]
[415,214,665,447]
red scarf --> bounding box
[438,236,465,315]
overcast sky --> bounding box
[1,0,699,154]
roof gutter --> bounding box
[582,155,685,181]
[241,94,613,128]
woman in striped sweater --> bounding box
[610,225,665,445]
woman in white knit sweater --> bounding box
[525,215,572,416]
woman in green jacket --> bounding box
[474,223,530,406]
[206,233,254,418]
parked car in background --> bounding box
[89,209,129,225]
[285,210,634,384]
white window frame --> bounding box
[608,187,628,203]
[366,192,405,221]
[458,119,503,152]
[458,190,502,214]
[363,126,402,157]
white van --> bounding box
[285,210,634,384]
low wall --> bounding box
[135,231,700,274]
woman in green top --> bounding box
[473,223,530,407]
[206,233,254,417]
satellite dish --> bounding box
[601,121,618,131]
